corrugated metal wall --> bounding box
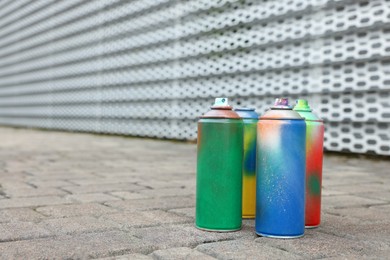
[0,0,389,155]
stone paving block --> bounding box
[318,213,390,247]
[42,216,119,235]
[105,197,195,212]
[322,178,381,187]
[170,179,196,189]
[1,127,390,259]
[138,188,195,198]
[320,253,390,260]
[33,172,97,181]
[0,182,37,191]
[136,180,184,189]
[353,191,390,202]
[325,205,390,224]
[36,203,118,218]
[103,210,192,229]
[62,183,144,194]
[68,177,143,186]
[255,230,374,259]
[321,195,386,209]
[324,183,390,195]
[197,239,301,259]
[66,193,121,203]
[322,188,348,197]
[151,247,216,260]
[28,180,74,188]
[0,231,154,259]
[132,224,245,250]
[3,187,67,198]
[0,222,52,242]
[109,191,150,200]
[98,253,153,260]
[0,196,71,209]
[168,207,195,218]
[0,208,45,223]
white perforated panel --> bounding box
[0,0,389,155]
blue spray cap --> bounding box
[234,108,259,119]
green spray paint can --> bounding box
[196,98,243,232]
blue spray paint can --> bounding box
[255,98,306,238]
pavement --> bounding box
[0,126,389,259]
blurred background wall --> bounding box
[0,0,389,155]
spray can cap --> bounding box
[271,97,292,109]
[234,107,259,119]
[293,99,323,122]
[200,98,240,119]
[260,98,303,120]
[211,98,232,109]
[294,99,312,112]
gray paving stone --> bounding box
[325,205,390,224]
[0,208,45,223]
[322,195,386,209]
[0,231,154,259]
[136,180,184,189]
[197,239,301,259]
[66,193,121,203]
[132,224,246,250]
[28,180,74,188]
[0,127,390,259]
[138,188,195,198]
[0,182,37,191]
[2,187,68,198]
[109,191,150,200]
[151,247,216,260]
[102,210,192,229]
[42,216,118,235]
[324,183,390,195]
[168,207,195,218]
[68,177,143,186]
[33,172,98,181]
[0,196,71,209]
[318,213,390,247]
[105,197,195,212]
[36,203,118,218]
[0,222,52,242]
[256,230,375,259]
[98,253,153,260]
[353,191,390,202]
[62,183,144,194]
[322,188,349,197]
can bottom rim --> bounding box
[242,215,255,219]
[256,231,304,239]
[305,224,320,229]
[195,225,242,233]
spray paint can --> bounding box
[255,98,306,238]
[294,99,324,228]
[196,98,243,232]
[234,108,259,219]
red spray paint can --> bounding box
[294,99,324,228]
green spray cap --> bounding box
[293,99,323,122]
[294,99,312,112]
